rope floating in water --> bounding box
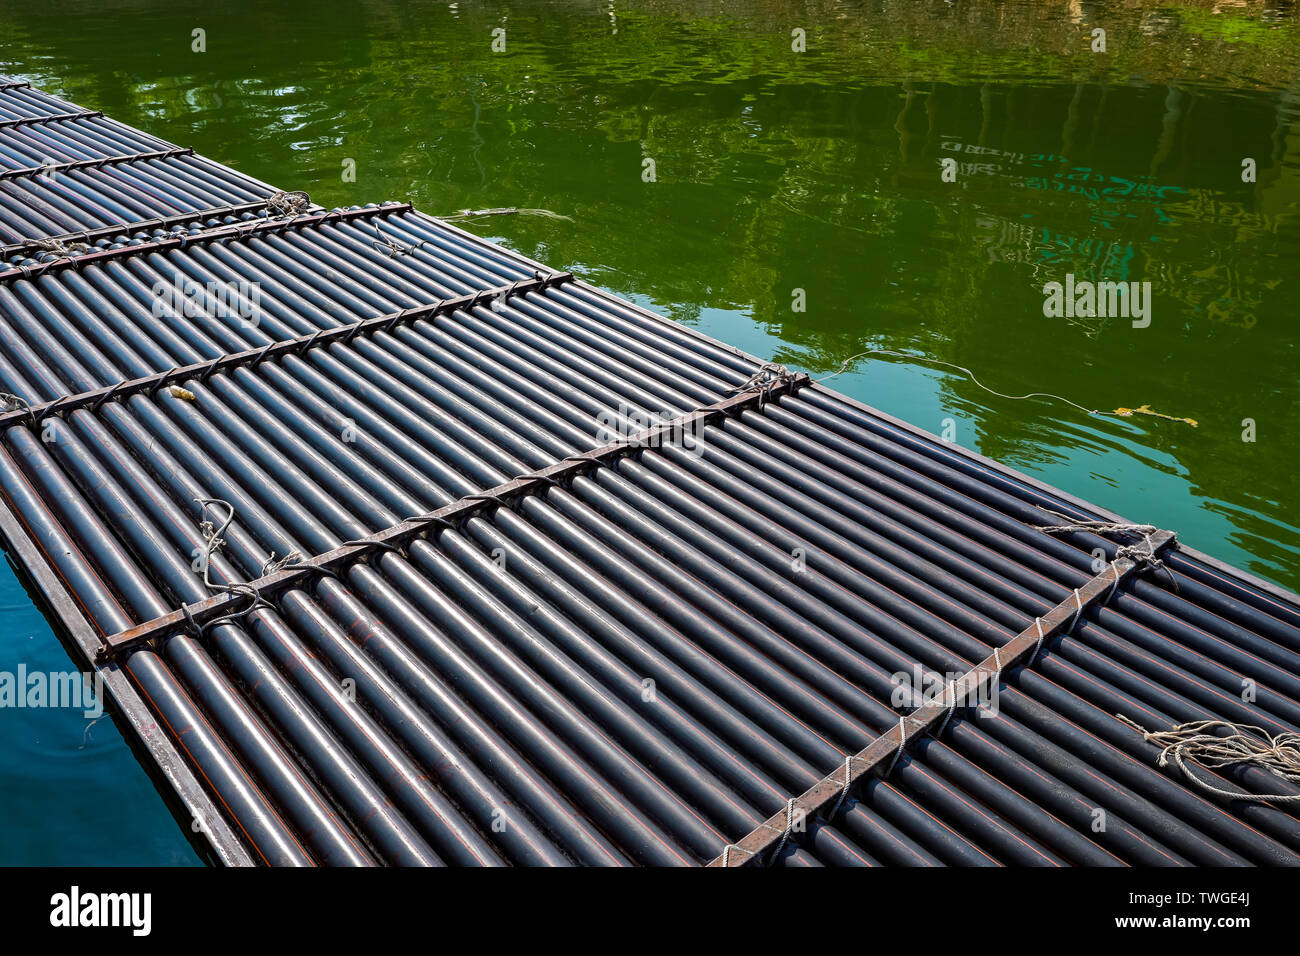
[440,206,573,222]
[816,349,1198,427]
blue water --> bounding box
[0,561,200,864]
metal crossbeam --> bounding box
[0,198,289,259]
[97,369,809,662]
[0,201,409,283]
[0,266,568,433]
[709,528,1179,867]
[0,109,102,130]
[0,146,193,182]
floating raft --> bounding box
[2,75,1299,867]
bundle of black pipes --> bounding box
[1,78,1298,867]
[0,77,279,246]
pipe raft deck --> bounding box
[1,76,1299,867]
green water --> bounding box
[0,0,1296,864]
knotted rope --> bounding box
[0,391,30,413]
[32,236,90,259]
[727,363,797,407]
[1118,716,1300,804]
[260,549,302,576]
[266,190,311,218]
[1035,511,1177,588]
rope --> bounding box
[1104,563,1122,605]
[32,236,90,258]
[266,190,311,218]
[192,498,271,633]
[1036,512,1177,589]
[886,717,909,776]
[828,756,855,818]
[814,351,1197,428]
[441,206,573,222]
[1027,618,1047,666]
[1068,588,1084,632]
[370,220,429,258]
[1036,519,1157,536]
[814,349,1107,415]
[1118,716,1300,804]
[936,678,960,736]
[726,363,797,407]
[0,391,30,413]
[260,550,302,576]
[768,798,798,864]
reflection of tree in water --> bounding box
[1,0,1296,584]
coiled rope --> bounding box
[266,190,311,218]
[1118,716,1300,804]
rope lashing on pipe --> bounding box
[885,717,910,777]
[260,550,302,577]
[727,363,797,408]
[0,392,30,414]
[370,220,429,258]
[1035,511,1178,589]
[1117,717,1300,804]
[828,755,857,818]
[32,236,90,261]
[936,679,961,736]
[720,843,752,867]
[766,798,799,865]
[1026,619,1047,665]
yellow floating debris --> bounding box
[164,385,197,402]
[1113,404,1197,427]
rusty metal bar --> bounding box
[0,109,103,130]
[0,267,572,434]
[0,201,409,283]
[0,198,286,259]
[0,146,194,182]
[707,528,1180,867]
[97,371,811,662]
